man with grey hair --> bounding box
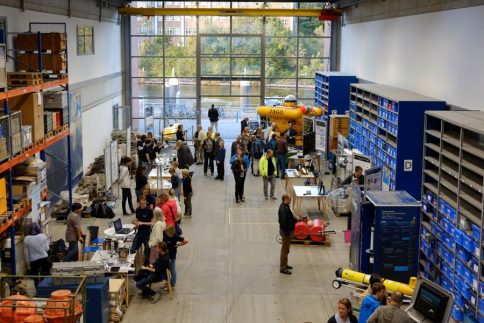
[367,291,413,323]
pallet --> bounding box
[44,131,54,140]
[21,143,34,153]
[291,237,331,246]
[7,72,42,80]
[34,137,45,147]
[62,124,69,131]
[7,78,42,86]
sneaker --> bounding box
[265,196,269,200]
[285,265,293,270]
[236,199,242,204]
[280,268,292,275]
[271,196,277,200]
[241,197,246,202]
[150,293,161,303]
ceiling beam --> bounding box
[118,7,341,18]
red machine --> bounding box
[293,218,333,242]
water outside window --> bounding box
[129,1,332,140]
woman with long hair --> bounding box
[327,298,358,323]
[119,157,135,215]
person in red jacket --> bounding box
[157,192,178,227]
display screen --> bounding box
[303,132,316,155]
[413,282,449,323]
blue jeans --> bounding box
[276,155,287,179]
[173,187,180,200]
[130,233,150,266]
[135,271,167,296]
[142,162,151,177]
[65,241,79,262]
[169,259,176,287]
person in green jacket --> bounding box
[259,149,278,200]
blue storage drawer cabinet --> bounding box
[348,83,446,199]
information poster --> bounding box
[365,166,382,191]
[375,206,419,282]
[104,147,112,190]
[111,140,119,183]
[382,166,391,191]
[315,120,327,158]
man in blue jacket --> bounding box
[359,282,387,323]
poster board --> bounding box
[110,140,119,183]
[315,119,327,158]
[126,127,131,157]
[104,147,112,190]
[144,106,154,133]
[365,166,382,191]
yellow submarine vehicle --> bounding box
[257,95,323,146]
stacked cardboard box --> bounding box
[20,125,32,148]
[43,112,53,133]
[43,91,68,126]
[329,114,350,151]
[16,33,67,51]
[16,53,66,73]
[7,92,45,142]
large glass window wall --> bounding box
[129,2,332,139]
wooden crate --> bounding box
[16,32,67,51]
[16,53,66,73]
[7,72,42,87]
[329,115,350,138]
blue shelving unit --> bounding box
[348,83,446,199]
[315,71,357,116]
[420,111,484,323]
[314,71,357,156]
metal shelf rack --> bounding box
[0,23,72,275]
[419,110,484,322]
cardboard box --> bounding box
[329,137,338,151]
[16,32,66,51]
[329,115,350,138]
[43,91,67,109]
[7,92,45,142]
[17,53,66,73]
[0,177,6,215]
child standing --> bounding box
[215,140,226,180]
[182,169,193,216]
[169,167,180,199]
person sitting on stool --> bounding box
[134,241,170,303]
[341,165,365,186]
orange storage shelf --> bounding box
[0,206,31,235]
[0,78,68,101]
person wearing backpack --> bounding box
[250,134,265,176]
[267,133,277,151]
[276,135,289,179]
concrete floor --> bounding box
[50,150,350,323]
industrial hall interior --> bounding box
[0,0,483,322]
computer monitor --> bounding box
[303,132,315,156]
[248,120,259,132]
[113,218,123,232]
[407,278,452,323]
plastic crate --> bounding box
[0,114,10,162]
[454,292,465,307]
[452,305,464,321]
[471,224,481,242]
[441,275,452,292]
[457,245,472,263]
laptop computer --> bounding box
[113,218,132,235]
